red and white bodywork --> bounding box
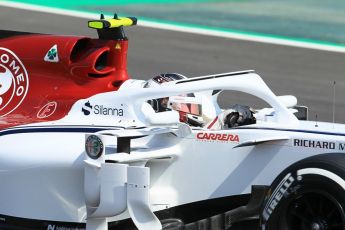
[0,30,129,129]
[1,16,345,230]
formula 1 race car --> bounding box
[0,14,344,230]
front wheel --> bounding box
[284,190,344,230]
[261,153,345,230]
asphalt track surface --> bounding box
[1,7,345,123]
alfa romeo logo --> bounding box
[0,48,29,116]
[44,45,59,63]
[47,48,57,61]
[85,135,104,159]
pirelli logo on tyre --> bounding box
[0,48,29,116]
[262,173,295,221]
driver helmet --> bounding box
[144,73,204,126]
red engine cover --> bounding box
[0,32,130,129]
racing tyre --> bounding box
[261,153,345,230]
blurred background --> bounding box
[8,0,345,44]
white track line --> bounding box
[1,1,345,53]
[0,1,98,19]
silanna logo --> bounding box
[82,101,93,115]
[0,48,29,116]
[82,101,124,116]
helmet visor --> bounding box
[168,96,202,116]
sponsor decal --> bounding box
[263,173,295,221]
[47,225,55,230]
[47,225,85,230]
[0,47,29,116]
[85,135,103,159]
[82,101,124,117]
[340,143,345,151]
[82,101,92,115]
[152,73,184,84]
[37,101,57,119]
[44,44,59,63]
[293,139,345,151]
[196,132,239,142]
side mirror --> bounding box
[293,105,308,120]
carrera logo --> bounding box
[82,101,124,117]
[196,132,239,142]
[0,48,29,116]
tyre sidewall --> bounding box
[261,154,345,230]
